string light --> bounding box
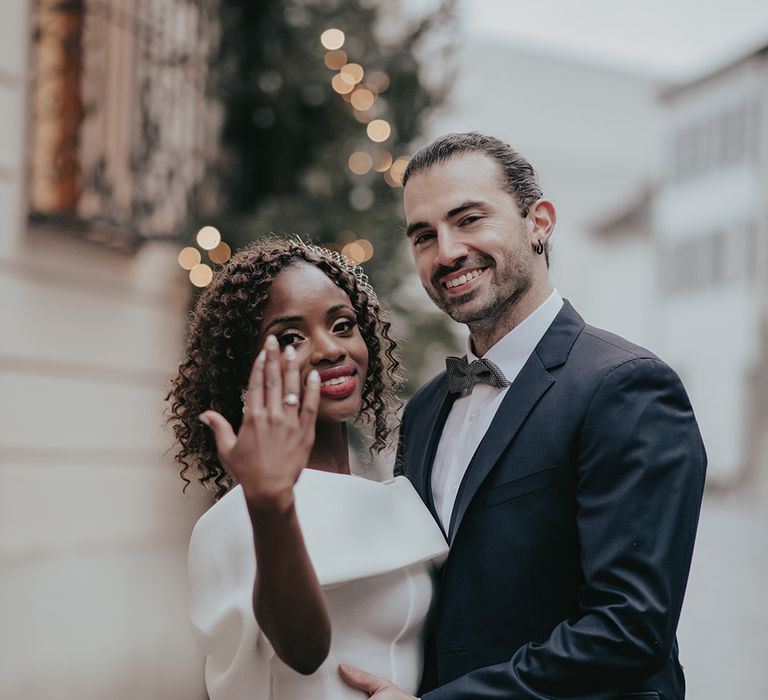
[196,225,221,250]
[331,74,354,94]
[366,119,391,143]
[189,263,214,287]
[349,185,374,211]
[384,169,400,188]
[372,150,393,172]
[353,110,374,124]
[342,241,366,264]
[177,246,201,270]
[350,88,374,111]
[356,238,374,262]
[320,28,345,50]
[324,50,347,70]
[340,63,364,86]
[385,156,410,187]
[208,241,232,265]
[366,71,390,93]
[348,151,373,175]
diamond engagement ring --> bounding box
[283,393,299,407]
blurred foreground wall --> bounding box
[0,2,209,698]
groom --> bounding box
[339,132,706,699]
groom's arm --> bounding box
[422,357,706,699]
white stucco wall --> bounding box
[0,3,209,698]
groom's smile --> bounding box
[404,152,540,328]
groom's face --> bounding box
[403,152,537,325]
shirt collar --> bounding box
[466,290,564,379]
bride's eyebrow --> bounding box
[327,304,355,316]
[263,315,303,333]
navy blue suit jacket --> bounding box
[397,301,706,699]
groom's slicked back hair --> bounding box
[402,132,543,218]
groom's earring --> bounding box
[534,240,544,255]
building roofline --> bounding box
[660,42,768,100]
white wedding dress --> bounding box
[188,468,448,700]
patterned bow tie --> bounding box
[445,356,511,395]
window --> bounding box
[27,0,218,249]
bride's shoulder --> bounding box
[188,485,252,575]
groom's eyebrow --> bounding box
[405,220,429,238]
[405,201,486,238]
[447,200,484,218]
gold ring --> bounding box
[283,393,299,407]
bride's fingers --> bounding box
[243,347,266,414]
[282,345,301,412]
[199,411,237,458]
[299,370,320,437]
[263,335,283,416]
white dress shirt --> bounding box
[431,290,564,532]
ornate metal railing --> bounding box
[28,0,219,250]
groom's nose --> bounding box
[434,231,470,268]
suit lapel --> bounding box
[446,300,585,542]
[447,352,554,541]
[410,376,455,534]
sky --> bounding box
[460,0,768,80]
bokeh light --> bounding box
[189,263,214,287]
[348,151,373,175]
[372,150,393,172]
[331,74,354,94]
[208,241,232,265]
[342,241,366,264]
[320,28,345,50]
[340,63,364,85]
[366,119,391,143]
[353,110,374,124]
[366,71,390,93]
[324,50,347,70]
[196,225,221,250]
[350,88,375,111]
[384,155,410,187]
[177,246,201,270]
[349,185,374,211]
[356,238,374,262]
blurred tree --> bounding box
[207,0,462,396]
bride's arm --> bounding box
[201,335,330,674]
[246,485,330,674]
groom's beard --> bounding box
[423,248,534,326]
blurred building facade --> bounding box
[0,1,216,698]
[653,45,768,491]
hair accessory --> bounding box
[292,236,377,301]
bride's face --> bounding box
[258,263,369,425]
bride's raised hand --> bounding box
[200,334,320,508]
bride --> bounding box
[167,238,447,699]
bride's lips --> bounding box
[317,366,358,398]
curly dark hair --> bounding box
[166,236,401,500]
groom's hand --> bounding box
[338,664,419,699]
